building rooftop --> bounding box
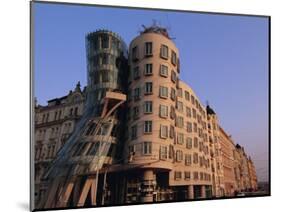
[140,24,170,39]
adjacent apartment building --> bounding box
[34,26,258,208]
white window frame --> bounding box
[160,44,169,59]
[159,104,168,118]
[145,42,153,56]
[160,64,168,77]
[159,86,168,98]
[160,125,168,139]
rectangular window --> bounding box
[187,122,192,132]
[160,146,168,160]
[132,46,139,61]
[184,171,191,180]
[199,156,203,167]
[186,106,191,117]
[174,171,182,180]
[195,100,199,109]
[176,150,183,162]
[177,133,184,145]
[144,82,153,95]
[200,172,204,180]
[143,141,152,155]
[193,153,199,164]
[131,125,137,140]
[191,95,195,105]
[193,172,199,180]
[133,66,140,79]
[176,116,184,128]
[170,87,176,101]
[101,35,109,49]
[171,50,177,65]
[160,125,168,139]
[145,42,153,56]
[144,101,153,114]
[170,105,176,119]
[160,64,168,77]
[171,70,177,83]
[194,123,198,133]
[185,154,192,166]
[185,91,190,101]
[177,58,180,73]
[176,101,183,112]
[160,44,169,59]
[186,137,192,149]
[133,106,139,119]
[199,142,203,152]
[144,121,152,133]
[159,86,168,98]
[134,87,141,101]
[192,108,197,118]
[170,125,175,139]
[144,63,153,75]
[194,137,198,148]
[159,105,168,118]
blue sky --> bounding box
[33,2,269,182]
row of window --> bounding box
[177,88,206,118]
[90,53,116,67]
[132,42,178,68]
[129,86,206,125]
[130,122,209,151]
[174,171,211,181]
[132,63,176,81]
[93,70,116,84]
[130,84,176,102]
[37,123,72,141]
[41,107,79,124]
[129,143,211,169]
[35,144,56,161]
[88,34,121,51]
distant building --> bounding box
[34,82,86,203]
[34,26,259,209]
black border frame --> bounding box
[30,1,271,211]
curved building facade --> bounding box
[124,27,212,203]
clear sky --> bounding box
[33,2,269,182]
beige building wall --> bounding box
[125,30,212,202]
[34,82,86,203]
[207,112,225,197]
[247,158,258,190]
[218,127,237,196]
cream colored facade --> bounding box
[34,82,86,203]
[247,158,258,190]
[207,110,225,197]
[124,30,214,202]
[219,127,237,196]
